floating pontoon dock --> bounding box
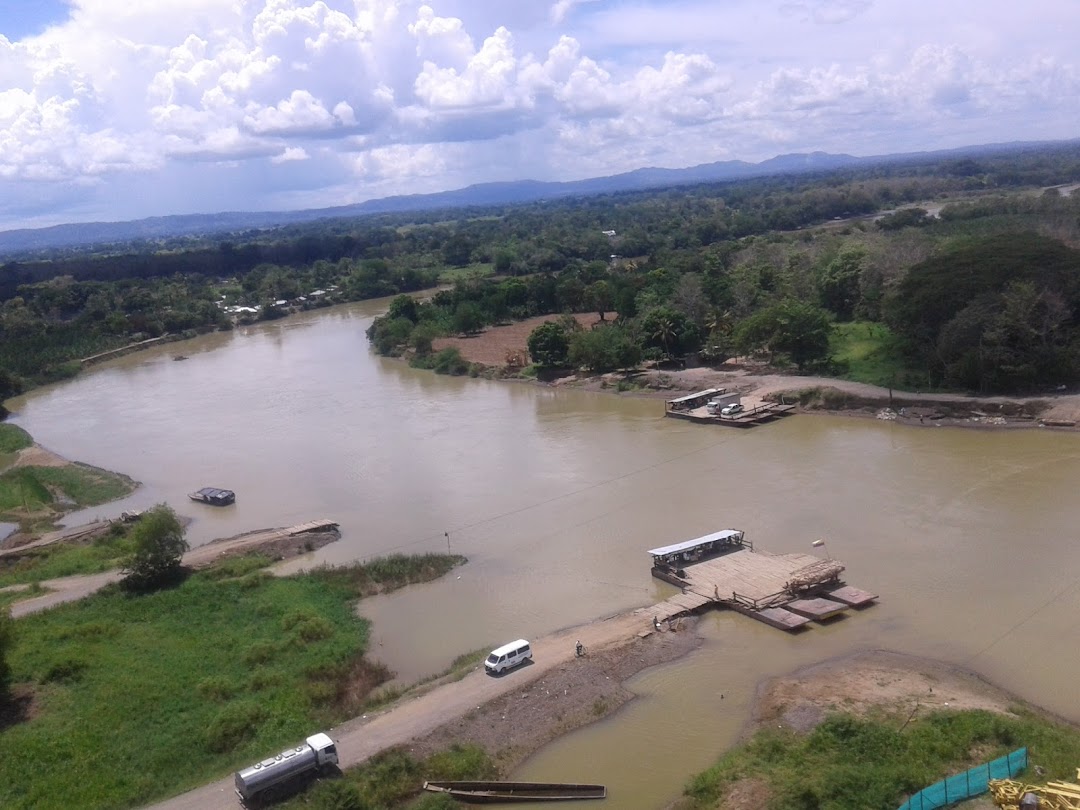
[648,530,876,631]
[664,389,796,427]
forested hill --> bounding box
[0,151,856,256]
[0,139,1071,258]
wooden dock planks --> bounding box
[682,549,821,602]
[827,585,878,607]
[751,607,813,631]
[649,546,876,632]
[785,597,849,621]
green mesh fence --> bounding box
[897,747,1027,810]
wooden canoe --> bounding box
[422,781,606,803]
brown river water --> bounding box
[8,299,1080,808]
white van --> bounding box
[485,639,532,674]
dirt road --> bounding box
[147,606,659,810]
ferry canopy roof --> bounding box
[647,529,743,557]
[666,388,722,405]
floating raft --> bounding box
[828,585,878,607]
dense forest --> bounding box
[3,141,1080,408]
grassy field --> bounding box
[0,463,135,526]
[681,709,1080,810]
[829,321,912,388]
[437,263,495,283]
[0,424,33,454]
[1,553,464,810]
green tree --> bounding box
[442,234,475,267]
[387,294,419,323]
[640,306,702,359]
[0,607,13,699]
[556,276,586,312]
[817,247,864,321]
[527,321,571,368]
[582,280,614,321]
[121,504,189,592]
[0,368,23,419]
[568,324,641,373]
[733,300,832,369]
[452,302,484,335]
[410,323,440,356]
[493,248,516,274]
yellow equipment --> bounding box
[991,777,1080,809]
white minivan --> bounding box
[485,639,533,674]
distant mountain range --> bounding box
[0,140,1068,257]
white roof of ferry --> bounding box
[666,388,723,404]
[647,529,743,557]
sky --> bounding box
[0,0,1078,232]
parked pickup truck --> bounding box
[234,732,338,806]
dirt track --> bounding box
[5,525,339,618]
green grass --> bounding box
[1,553,465,809]
[283,745,497,810]
[829,321,911,388]
[0,582,46,609]
[0,464,135,522]
[0,528,135,588]
[4,572,365,809]
[437,263,495,283]
[313,554,467,598]
[0,424,32,453]
[683,709,1080,810]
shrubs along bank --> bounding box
[678,707,1080,810]
[0,551,464,810]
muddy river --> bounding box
[8,299,1080,808]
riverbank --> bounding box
[429,316,1080,429]
[404,620,703,773]
[0,432,137,543]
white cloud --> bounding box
[244,89,353,134]
[413,25,517,109]
[0,0,1078,229]
[271,145,310,162]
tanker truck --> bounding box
[234,732,338,805]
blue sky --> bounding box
[0,0,1078,231]
[0,0,69,41]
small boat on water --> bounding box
[422,781,606,803]
[188,487,236,506]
